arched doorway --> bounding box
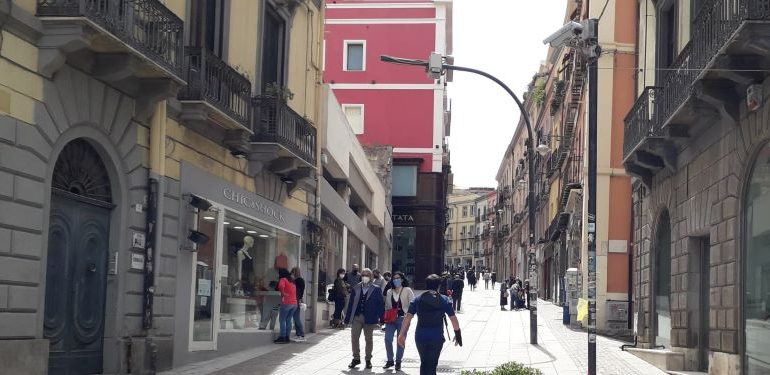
[654,209,671,347]
[743,141,770,374]
[44,139,113,375]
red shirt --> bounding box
[278,278,298,305]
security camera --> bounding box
[543,21,583,47]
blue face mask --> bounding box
[392,279,402,288]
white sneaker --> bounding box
[294,336,306,342]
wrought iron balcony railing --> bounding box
[252,96,317,166]
[37,0,184,76]
[179,47,251,128]
[623,87,661,160]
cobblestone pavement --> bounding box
[162,285,665,375]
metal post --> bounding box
[586,21,599,375]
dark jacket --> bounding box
[344,271,361,287]
[332,278,347,300]
[295,277,305,303]
[344,283,385,325]
[451,278,465,296]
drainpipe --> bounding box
[142,100,166,368]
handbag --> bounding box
[383,290,402,323]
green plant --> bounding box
[263,83,294,101]
[532,78,547,106]
[460,362,543,375]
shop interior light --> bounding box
[259,234,269,238]
[247,230,257,234]
[234,226,244,230]
[203,216,216,221]
[223,221,230,225]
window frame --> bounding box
[392,164,418,197]
[341,103,365,134]
[343,40,367,72]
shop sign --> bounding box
[392,214,415,224]
[223,188,286,224]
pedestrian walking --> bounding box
[438,272,452,297]
[344,263,361,288]
[509,280,519,311]
[383,272,414,371]
[499,282,508,311]
[382,271,393,296]
[274,268,296,344]
[372,269,386,290]
[467,271,477,291]
[450,274,464,312]
[491,272,497,289]
[483,272,491,289]
[290,267,306,341]
[345,268,385,369]
[398,274,462,375]
[330,268,348,328]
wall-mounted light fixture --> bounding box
[187,229,210,247]
[188,194,213,211]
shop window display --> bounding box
[218,211,300,332]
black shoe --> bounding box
[383,361,394,369]
[348,359,361,368]
[365,361,372,369]
[274,337,289,344]
[395,362,401,371]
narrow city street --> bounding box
[161,286,665,375]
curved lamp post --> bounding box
[380,54,538,344]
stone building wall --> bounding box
[632,77,770,372]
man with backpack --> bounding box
[450,273,465,312]
[398,274,462,375]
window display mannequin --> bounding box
[237,235,254,290]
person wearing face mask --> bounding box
[382,272,414,371]
[344,264,361,290]
[344,268,385,369]
[330,268,348,328]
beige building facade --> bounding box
[0,1,388,373]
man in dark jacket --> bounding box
[345,268,384,369]
[344,263,361,288]
[450,274,465,312]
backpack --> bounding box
[417,291,452,340]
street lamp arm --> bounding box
[442,63,536,246]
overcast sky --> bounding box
[447,0,568,188]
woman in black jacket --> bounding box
[331,268,348,328]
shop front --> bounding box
[173,163,307,366]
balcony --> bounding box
[249,96,317,178]
[179,47,251,131]
[623,0,770,185]
[560,155,583,210]
[37,0,184,102]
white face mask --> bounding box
[361,276,371,284]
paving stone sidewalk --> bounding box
[162,285,665,375]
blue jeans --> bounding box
[279,304,297,338]
[384,316,406,362]
[416,340,444,375]
[292,303,304,336]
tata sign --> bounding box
[392,214,415,224]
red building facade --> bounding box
[324,0,453,286]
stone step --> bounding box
[667,372,708,375]
[625,347,684,372]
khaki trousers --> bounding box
[351,314,376,361]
